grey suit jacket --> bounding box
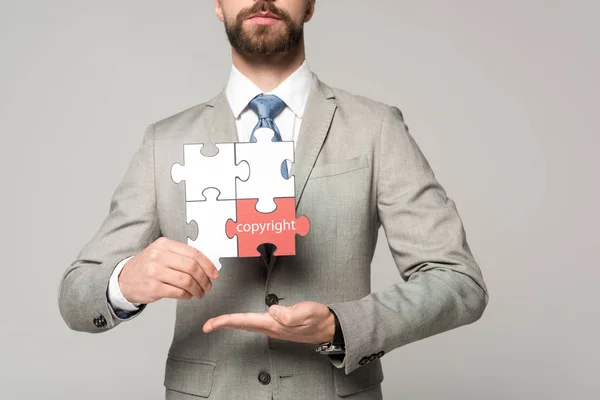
[58,73,489,399]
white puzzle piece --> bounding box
[171,143,250,201]
[185,188,237,270]
[235,127,295,213]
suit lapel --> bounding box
[271,74,337,268]
[291,74,337,210]
[204,90,238,145]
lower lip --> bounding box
[248,16,280,25]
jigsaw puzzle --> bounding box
[225,197,310,257]
[170,127,310,267]
[185,188,237,270]
[235,128,295,213]
[171,143,250,201]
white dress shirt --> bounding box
[107,60,313,317]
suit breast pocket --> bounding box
[308,155,369,179]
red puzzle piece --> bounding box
[225,197,310,257]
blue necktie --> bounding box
[248,94,289,179]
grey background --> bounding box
[2,1,598,399]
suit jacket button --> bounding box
[94,315,107,328]
[369,354,377,361]
[359,357,368,365]
[265,294,279,306]
[377,351,384,358]
[258,371,271,385]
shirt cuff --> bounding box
[107,256,140,312]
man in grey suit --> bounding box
[58,0,489,398]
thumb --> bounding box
[269,305,292,325]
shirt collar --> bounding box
[225,60,312,119]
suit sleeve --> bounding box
[57,124,161,333]
[326,106,489,375]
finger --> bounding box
[157,281,196,301]
[207,312,276,332]
[159,250,212,292]
[268,305,305,327]
[154,266,205,299]
[204,320,273,336]
[166,240,219,280]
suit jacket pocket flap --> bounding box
[332,359,384,397]
[309,155,369,179]
[164,355,216,398]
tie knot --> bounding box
[248,94,286,120]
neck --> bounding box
[231,38,306,93]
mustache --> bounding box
[237,1,292,23]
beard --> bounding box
[224,1,304,55]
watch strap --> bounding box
[327,307,345,348]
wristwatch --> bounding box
[316,307,346,355]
